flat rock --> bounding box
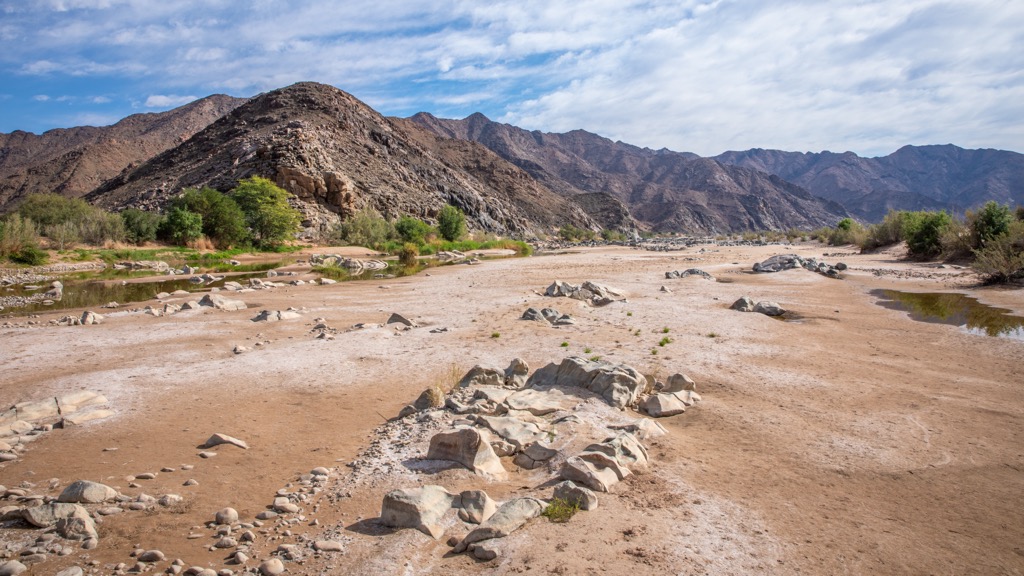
[313,540,344,552]
[21,503,88,528]
[426,428,507,480]
[199,293,247,311]
[453,497,545,553]
[380,485,455,539]
[202,433,249,450]
[457,490,497,524]
[754,301,786,316]
[57,480,117,504]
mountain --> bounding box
[409,112,849,233]
[714,145,1024,221]
[87,82,599,236]
[0,95,246,212]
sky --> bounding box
[1,0,1022,157]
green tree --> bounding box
[903,211,951,259]
[46,221,80,250]
[121,208,164,245]
[230,177,301,247]
[972,201,1013,247]
[161,207,203,245]
[437,205,466,242]
[175,187,248,248]
[0,214,40,261]
[330,207,395,249]
[17,194,92,228]
[395,215,433,244]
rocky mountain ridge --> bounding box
[410,112,849,233]
[0,95,246,212]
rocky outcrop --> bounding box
[526,357,646,409]
[544,280,624,307]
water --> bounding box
[871,289,1024,340]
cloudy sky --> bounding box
[1,0,1021,157]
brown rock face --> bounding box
[0,94,246,212]
[86,82,600,237]
[409,112,850,234]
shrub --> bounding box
[174,187,248,249]
[939,218,974,260]
[330,207,395,249]
[0,215,40,260]
[10,245,48,265]
[44,221,79,251]
[827,218,867,246]
[395,215,433,244]
[861,210,907,251]
[161,208,204,245]
[541,498,579,523]
[17,194,93,229]
[903,211,951,259]
[230,176,302,247]
[972,221,1024,283]
[437,205,467,242]
[120,208,163,245]
[77,210,125,245]
[972,201,1013,247]
[397,242,419,266]
[558,224,595,242]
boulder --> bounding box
[504,388,570,416]
[458,365,505,388]
[21,503,89,528]
[730,296,755,312]
[529,356,646,409]
[0,561,27,576]
[520,308,546,322]
[644,393,687,417]
[202,433,249,450]
[662,373,696,393]
[505,358,530,388]
[215,507,239,525]
[252,310,301,322]
[386,312,417,327]
[80,311,103,325]
[55,506,98,540]
[475,415,547,451]
[413,387,445,411]
[552,480,598,511]
[58,480,117,504]
[457,490,497,524]
[753,301,786,316]
[753,254,802,273]
[513,442,558,470]
[380,485,455,539]
[609,418,669,440]
[199,293,246,311]
[559,432,648,492]
[453,498,545,553]
[426,428,507,479]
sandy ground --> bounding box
[0,242,1022,575]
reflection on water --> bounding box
[871,289,1024,340]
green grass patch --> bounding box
[541,498,580,523]
[491,332,501,339]
[560,341,569,347]
[658,336,673,347]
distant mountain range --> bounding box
[2,81,1021,236]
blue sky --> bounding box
[1,0,1022,157]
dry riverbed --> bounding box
[0,242,1021,575]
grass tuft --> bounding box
[541,498,580,523]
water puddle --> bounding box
[871,289,1024,340]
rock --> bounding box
[513,442,558,470]
[520,308,546,322]
[730,296,755,312]
[198,451,217,458]
[413,387,445,411]
[215,507,239,525]
[14,397,59,420]
[214,537,238,549]
[553,480,598,511]
[135,472,157,480]
[504,387,570,416]
[231,551,249,564]
[453,498,545,553]
[505,358,530,388]
[61,408,114,426]
[313,540,344,552]
[198,294,247,311]
[385,312,417,327]
[753,254,802,273]
[457,490,497,524]
[273,497,299,514]
[608,418,668,440]
[57,480,117,504]
[458,365,505,388]
[644,393,687,417]
[310,467,330,477]
[426,428,507,479]
[470,541,499,560]
[0,561,27,576]
[55,507,98,540]
[202,433,249,450]
[55,568,84,576]
[80,311,103,325]
[753,301,786,316]
[662,373,696,393]
[57,390,107,413]
[258,558,285,576]
[233,345,250,354]
[380,485,455,539]
[21,503,88,528]
[251,310,302,322]
[320,278,337,285]
[560,432,648,492]
[475,415,547,451]
[138,550,165,562]
[665,268,714,280]
[835,262,848,271]
[659,285,672,293]
[158,494,183,506]
[526,356,645,409]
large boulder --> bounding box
[380,485,455,539]
[644,393,687,417]
[504,388,572,416]
[21,503,89,528]
[752,254,803,273]
[58,480,118,504]
[426,428,507,479]
[730,296,755,312]
[199,293,247,311]
[475,415,547,451]
[753,301,786,316]
[453,497,546,553]
[457,490,497,524]
[559,432,648,492]
[55,506,98,540]
[552,480,598,511]
[527,357,646,409]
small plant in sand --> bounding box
[707,332,719,338]
[661,327,670,333]
[491,332,500,339]
[583,347,592,354]
[560,341,569,347]
[650,348,658,355]
[658,336,673,347]
[589,355,602,362]
[541,498,579,523]
[626,311,633,317]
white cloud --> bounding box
[91,95,111,103]
[144,94,196,107]
[32,94,50,101]
[0,0,1022,154]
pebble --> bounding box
[199,451,217,458]
[135,472,157,480]
[183,479,199,486]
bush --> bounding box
[10,245,48,265]
[161,208,204,245]
[77,210,125,245]
[972,220,1024,283]
[397,242,419,266]
[541,498,579,523]
[174,187,248,249]
[861,210,907,251]
[939,218,974,260]
[230,176,302,247]
[395,215,433,244]
[437,205,467,242]
[558,224,595,242]
[827,218,866,246]
[17,194,93,229]
[121,208,163,245]
[46,221,80,250]
[972,201,1013,247]
[0,214,39,260]
[330,207,395,249]
[903,211,951,259]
